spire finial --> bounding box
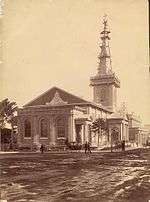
[103,14,107,23]
[101,14,110,34]
[103,14,108,31]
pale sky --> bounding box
[1,0,149,124]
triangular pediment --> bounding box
[24,86,89,107]
[46,91,68,106]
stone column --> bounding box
[122,122,125,141]
[48,117,52,145]
[30,116,35,149]
[80,125,84,144]
[68,113,76,142]
[84,123,89,142]
[120,122,123,141]
[109,126,113,151]
[83,125,86,143]
[50,116,56,146]
[32,116,39,145]
[82,124,85,142]
[17,117,24,147]
[126,124,129,141]
[72,117,76,142]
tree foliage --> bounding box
[91,118,108,134]
[0,98,17,128]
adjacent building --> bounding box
[128,113,149,146]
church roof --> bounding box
[108,112,128,120]
[24,86,90,107]
[23,86,111,113]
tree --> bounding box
[0,98,17,150]
[90,118,108,146]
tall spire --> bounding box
[90,16,120,112]
[97,15,112,75]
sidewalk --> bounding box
[0,151,19,154]
[0,146,149,155]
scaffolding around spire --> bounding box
[97,15,112,75]
[90,16,120,112]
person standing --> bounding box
[87,142,92,154]
[121,140,125,152]
[85,141,91,154]
[40,144,44,154]
[85,141,88,154]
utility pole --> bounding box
[0,128,1,151]
[110,130,113,152]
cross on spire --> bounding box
[103,14,108,26]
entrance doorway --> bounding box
[56,117,67,146]
[75,124,82,143]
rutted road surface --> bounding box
[0,150,150,202]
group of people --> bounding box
[40,141,125,153]
[39,142,92,154]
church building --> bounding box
[17,17,129,149]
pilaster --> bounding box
[68,113,76,142]
[50,117,56,145]
[32,116,39,145]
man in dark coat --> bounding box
[122,140,125,152]
[40,144,44,154]
[85,141,88,154]
[87,142,92,154]
[85,141,91,154]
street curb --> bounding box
[0,147,149,156]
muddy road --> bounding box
[0,150,150,202]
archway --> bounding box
[40,119,48,138]
[55,117,67,146]
[24,120,31,138]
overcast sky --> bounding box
[1,0,149,124]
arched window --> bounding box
[40,119,48,138]
[24,120,31,137]
[56,117,65,138]
[111,127,119,142]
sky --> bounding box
[0,0,149,124]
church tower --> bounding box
[90,16,120,112]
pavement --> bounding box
[0,146,149,155]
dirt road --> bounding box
[0,150,150,202]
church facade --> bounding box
[17,17,129,149]
[18,87,112,149]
